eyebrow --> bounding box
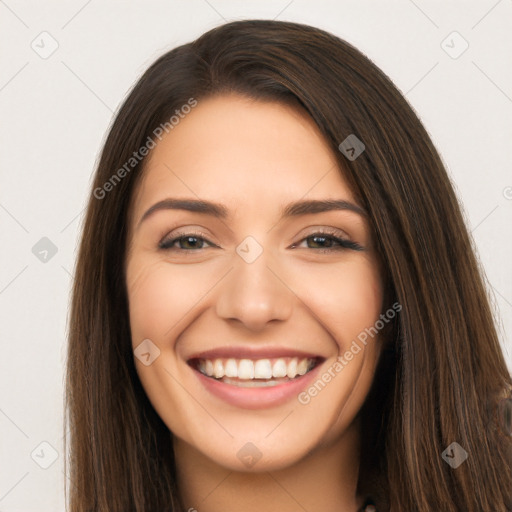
[137,197,367,227]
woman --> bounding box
[65,19,512,512]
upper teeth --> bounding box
[197,357,315,380]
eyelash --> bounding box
[158,228,363,253]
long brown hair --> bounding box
[65,19,512,511]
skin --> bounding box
[125,94,384,512]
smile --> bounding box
[191,357,319,387]
[186,348,325,409]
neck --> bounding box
[174,418,364,512]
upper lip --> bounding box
[187,346,324,361]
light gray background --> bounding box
[1,1,511,510]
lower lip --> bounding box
[192,364,323,410]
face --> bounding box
[125,93,384,472]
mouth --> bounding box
[186,347,326,409]
[189,356,322,387]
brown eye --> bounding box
[159,232,216,251]
[293,231,363,252]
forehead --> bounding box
[130,94,357,221]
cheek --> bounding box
[126,253,227,343]
[126,255,193,342]
[300,258,383,348]
[292,259,384,440]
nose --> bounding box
[215,245,294,332]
